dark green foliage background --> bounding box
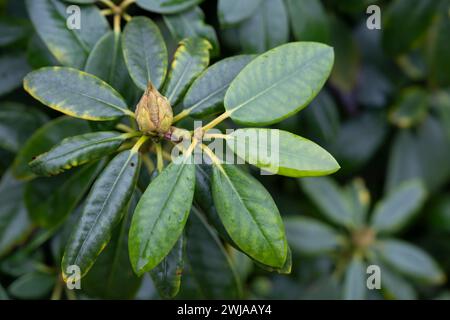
[1,0,450,300]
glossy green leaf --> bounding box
[162,37,211,106]
[181,207,242,299]
[0,17,29,46]
[371,180,426,234]
[83,191,142,299]
[227,128,340,177]
[224,42,334,126]
[29,131,129,176]
[26,0,109,68]
[300,177,353,228]
[218,0,262,27]
[183,55,254,118]
[284,216,341,255]
[136,0,202,14]
[0,53,31,96]
[389,88,428,128]
[8,272,55,299]
[212,164,287,268]
[25,161,104,228]
[86,31,138,104]
[129,155,195,276]
[12,117,91,180]
[254,246,292,275]
[0,171,33,257]
[376,239,445,284]
[383,0,437,55]
[62,150,141,279]
[0,102,48,153]
[286,0,330,43]
[163,6,219,57]
[122,16,168,91]
[150,234,184,299]
[342,256,366,300]
[24,67,133,120]
[238,0,289,54]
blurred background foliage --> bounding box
[1,0,450,300]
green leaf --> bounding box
[83,191,142,299]
[26,0,109,68]
[180,207,242,299]
[8,272,55,299]
[183,55,254,118]
[300,177,353,228]
[122,16,168,91]
[427,12,450,87]
[62,150,141,279]
[163,6,219,57]
[0,171,33,257]
[29,131,129,176]
[24,67,133,120]
[238,0,289,54]
[162,37,211,106]
[224,42,334,126]
[253,246,292,275]
[0,17,29,46]
[129,155,195,276]
[136,0,203,14]
[383,0,437,55]
[150,234,184,299]
[227,128,340,177]
[371,180,426,234]
[212,164,287,268]
[12,117,91,180]
[389,88,428,129]
[0,102,48,153]
[24,161,104,228]
[86,31,138,104]
[0,53,31,96]
[285,0,330,43]
[284,216,341,255]
[375,239,445,284]
[218,0,262,27]
[342,256,366,300]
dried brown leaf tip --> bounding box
[135,82,173,134]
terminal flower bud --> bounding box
[135,82,173,134]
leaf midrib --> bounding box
[229,49,330,113]
[218,166,281,262]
